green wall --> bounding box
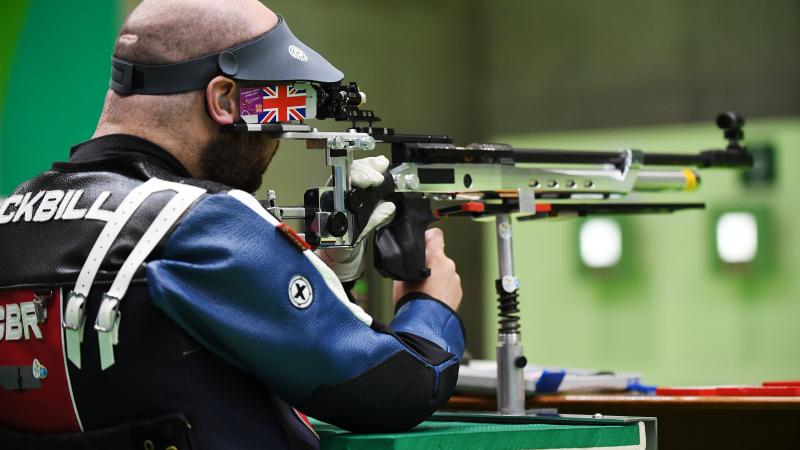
[0,1,30,191]
[0,0,118,194]
[485,118,800,385]
[482,0,800,135]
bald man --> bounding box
[0,1,465,449]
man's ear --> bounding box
[206,76,238,125]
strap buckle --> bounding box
[95,293,122,371]
[63,291,87,369]
[94,294,121,332]
[63,291,86,330]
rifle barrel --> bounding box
[512,149,625,166]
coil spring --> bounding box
[495,279,520,334]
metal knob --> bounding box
[327,136,346,150]
[353,135,375,150]
[326,211,349,238]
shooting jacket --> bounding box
[0,134,465,450]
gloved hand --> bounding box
[316,156,396,282]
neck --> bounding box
[93,121,210,178]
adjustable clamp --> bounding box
[95,294,122,371]
[110,57,135,95]
[63,291,87,369]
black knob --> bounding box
[305,232,320,248]
[514,356,528,369]
[327,211,349,238]
[716,112,745,131]
[716,112,746,150]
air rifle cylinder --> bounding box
[634,169,701,192]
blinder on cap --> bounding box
[109,15,343,95]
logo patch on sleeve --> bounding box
[288,275,313,309]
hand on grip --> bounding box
[373,193,436,281]
[392,228,463,311]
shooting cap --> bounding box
[109,15,343,95]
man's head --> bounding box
[95,0,281,192]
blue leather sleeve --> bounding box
[146,192,462,405]
[391,298,466,361]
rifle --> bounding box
[235,81,751,281]
[233,80,753,413]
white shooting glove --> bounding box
[316,155,396,282]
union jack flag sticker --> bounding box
[239,83,317,124]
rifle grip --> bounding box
[373,193,436,281]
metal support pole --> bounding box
[495,214,526,414]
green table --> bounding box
[314,413,650,450]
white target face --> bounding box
[716,212,758,264]
[579,218,622,269]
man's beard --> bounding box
[198,130,279,193]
